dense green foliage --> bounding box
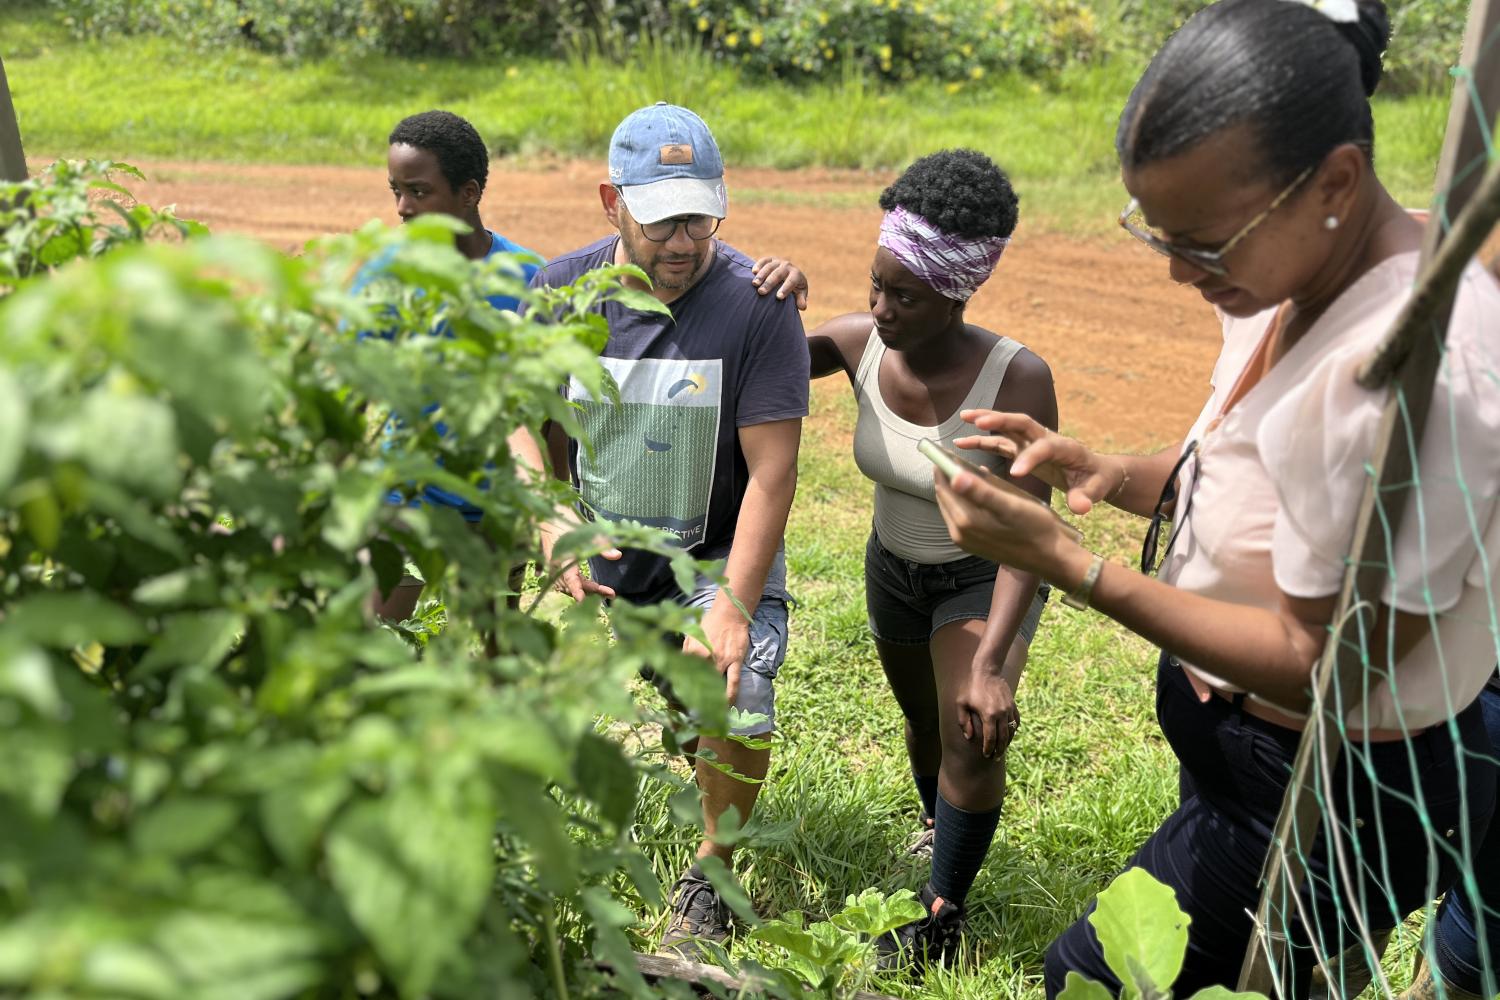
[45,0,1468,92]
[0,159,757,998]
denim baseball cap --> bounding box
[608,102,727,224]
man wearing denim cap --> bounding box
[532,103,810,957]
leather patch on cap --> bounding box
[659,144,694,165]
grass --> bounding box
[0,5,1450,234]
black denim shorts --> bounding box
[864,530,1050,646]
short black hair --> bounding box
[388,110,489,195]
[879,149,1019,240]
[1117,0,1390,185]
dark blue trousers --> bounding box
[1432,683,1500,995]
[1044,653,1496,999]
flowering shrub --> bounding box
[50,0,1467,90]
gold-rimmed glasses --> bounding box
[1119,165,1315,277]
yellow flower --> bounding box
[688,0,699,6]
[725,31,740,47]
[506,65,519,78]
[749,27,763,46]
[697,15,710,30]
[959,42,973,56]
[816,9,829,23]
[914,0,925,11]
[945,81,963,94]
[878,43,892,60]
[969,64,985,79]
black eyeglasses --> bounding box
[1140,441,1201,576]
[638,215,721,243]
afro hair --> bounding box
[388,110,489,195]
[878,148,1018,240]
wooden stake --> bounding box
[0,55,26,182]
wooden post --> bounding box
[1237,3,1500,995]
[0,55,26,182]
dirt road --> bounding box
[125,158,1225,449]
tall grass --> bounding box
[1,6,1449,232]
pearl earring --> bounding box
[1324,216,1340,230]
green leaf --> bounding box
[8,592,146,648]
[1189,987,1268,1000]
[327,783,494,998]
[1058,971,1119,1000]
[0,367,26,491]
[829,888,924,940]
[132,796,240,858]
[78,943,180,999]
[260,774,351,869]
[1089,867,1191,998]
[367,538,406,602]
[323,472,385,552]
[574,731,636,830]
[0,640,63,718]
[135,610,244,678]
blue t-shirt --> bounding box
[533,236,810,602]
[355,230,540,520]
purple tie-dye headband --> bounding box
[877,205,1009,303]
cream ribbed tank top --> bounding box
[853,328,1024,564]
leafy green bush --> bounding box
[0,161,745,997]
[51,0,552,58]
[49,0,1465,89]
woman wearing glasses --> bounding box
[929,0,1500,995]
[803,148,1057,970]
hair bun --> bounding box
[1337,0,1390,96]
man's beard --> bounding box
[622,237,706,291]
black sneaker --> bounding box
[658,864,731,961]
[875,883,965,974]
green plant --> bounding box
[0,161,747,997]
[0,159,203,286]
[746,888,927,997]
[1056,868,1269,1000]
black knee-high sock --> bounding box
[912,771,939,822]
[930,793,1001,908]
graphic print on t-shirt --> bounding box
[569,357,723,547]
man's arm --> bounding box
[684,417,801,701]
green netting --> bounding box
[1241,16,1500,998]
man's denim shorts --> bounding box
[865,530,1049,646]
[677,585,789,738]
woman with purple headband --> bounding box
[804,148,1058,971]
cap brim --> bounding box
[619,176,727,224]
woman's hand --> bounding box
[957,670,1020,759]
[933,464,1088,584]
[750,256,810,310]
[952,409,1121,515]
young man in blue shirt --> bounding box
[366,109,544,620]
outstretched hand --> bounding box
[952,409,1120,515]
[750,256,810,310]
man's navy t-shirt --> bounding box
[534,236,810,603]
